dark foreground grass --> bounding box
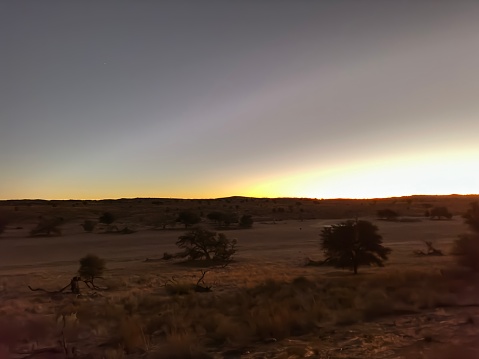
[0,268,475,358]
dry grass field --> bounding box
[1,195,479,358]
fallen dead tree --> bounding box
[28,276,82,294]
[161,269,215,294]
[305,257,331,266]
[414,241,444,256]
[28,276,104,296]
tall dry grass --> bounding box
[1,267,473,358]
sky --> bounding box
[2,1,479,200]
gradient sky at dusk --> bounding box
[2,1,479,200]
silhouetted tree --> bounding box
[78,254,105,287]
[30,217,63,237]
[377,209,399,221]
[154,213,177,230]
[463,202,479,232]
[175,228,237,261]
[207,211,224,225]
[0,217,7,235]
[320,220,391,274]
[452,202,479,271]
[239,214,254,228]
[207,211,238,227]
[99,212,115,225]
[81,220,96,232]
[429,206,452,220]
[176,211,201,228]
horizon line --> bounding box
[2,193,478,202]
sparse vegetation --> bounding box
[2,195,479,357]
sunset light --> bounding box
[2,1,479,200]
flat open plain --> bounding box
[1,197,479,358]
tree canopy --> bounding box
[176,211,201,228]
[463,202,479,232]
[99,212,115,225]
[320,220,391,274]
[429,206,452,220]
[453,202,479,271]
[175,228,237,261]
[79,254,105,286]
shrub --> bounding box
[376,209,399,221]
[0,217,7,234]
[452,202,479,271]
[239,214,253,228]
[463,202,479,232]
[207,211,238,227]
[81,220,96,232]
[99,212,115,225]
[30,217,63,237]
[429,206,452,220]
[79,254,105,286]
[176,211,201,228]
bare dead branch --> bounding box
[194,270,212,292]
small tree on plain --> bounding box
[207,211,224,225]
[320,220,391,274]
[429,206,452,220]
[376,209,399,221]
[175,228,237,261]
[452,202,479,271]
[239,214,254,228]
[0,217,7,235]
[81,220,96,232]
[463,202,479,232]
[99,212,115,225]
[79,254,105,287]
[30,217,63,237]
[176,211,201,228]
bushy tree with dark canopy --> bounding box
[453,202,479,271]
[463,202,479,232]
[175,228,237,261]
[320,220,391,274]
[0,217,8,235]
[239,214,254,228]
[207,211,238,227]
[79,254,105,287]
[99,212,115,225]
[176,211,201,228]
[429,206,452,220]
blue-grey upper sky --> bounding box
[2,1,479,199]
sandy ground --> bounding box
[0,217,464,272]
[1,216,477,358]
